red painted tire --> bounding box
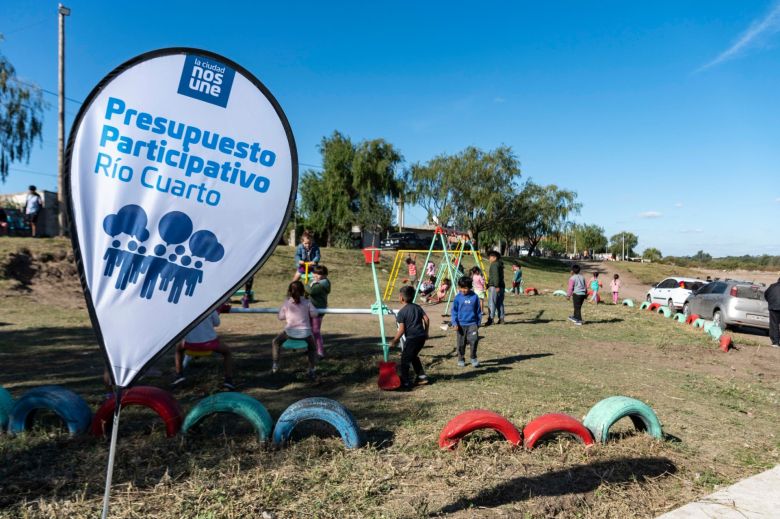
[438,409,521,449]
[719,334,733,352]
[648,303,661,312]
[524,287,538,296]
[522,413,595,450]
[685,314,700,325]
[91,386,184,438]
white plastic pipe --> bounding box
[229,307,397,315]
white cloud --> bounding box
[698,2,780,72]
[639,211,663,219]
[674,202,684,208]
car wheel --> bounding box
[667,298,674,310]
[713,310,726,331]
[683,303,690,317]
[646,294,652,302]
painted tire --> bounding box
[673,313,686,323]
[185,350,213,358]
[0,386,14,432]
[622,299,635,307]
[182,393,273,441]
[719,334,733,352]
[9,385,92,436]
[273,397,363,449]
[524,287,538,296]
[685,313,700,325]
[703,321,717,333]
[692,318,705,329]
[648,303,661,312]
[553,290,568,297]
[283,339,309,350]
[583,396,663,443]
[438,409,521,449]
[522,413,594,450]
[91,386,183,438]
[657,306,672,318]
[639,302,651,310]
[707,325,723,341]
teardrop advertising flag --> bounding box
[65,48,297,388]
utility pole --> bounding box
[622,233,625,261]
[57,3,71,236]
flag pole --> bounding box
[101,387,123,519]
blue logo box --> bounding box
[177,54,235,108]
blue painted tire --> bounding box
[0,386,14,431]
[622,299,635,307]
[583,396,663,443]
[9,385,93,436]
[657,306,672,318]
[183,392,273,441]
[273,397,363,449]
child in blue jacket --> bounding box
[451,276,483,367]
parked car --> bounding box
[683,280,769,331]
[380,232,428,250]
[645,277,707,310]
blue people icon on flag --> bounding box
[101,205,224,304]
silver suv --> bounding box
[682,280,769,331]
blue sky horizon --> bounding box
[1,1,778,257]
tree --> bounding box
[609,231,639,259]
[1,43,45,181]
[575,224,607,255]
[406,145,521,247]
[298,131,402,247]
[691,250,712,262]
[642,247,663,262]
[518,182,580,255]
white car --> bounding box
[645,277,707,310]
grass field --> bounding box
[1,238,779,518]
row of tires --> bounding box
[0,385,364,449]
[438,395,663,450]
[622,299,733,352]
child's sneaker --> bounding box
[573,320,583,326]
[457,358,466,367]
[485,318,494,327]
[222,378,236,391]
[271,362,279,374]
[471,358,480,368]
[567,316,576,323]
[415,374,430,385]
[171,373,186,388]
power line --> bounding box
[8,167,57,178]
[8,77,82,105]
[300,162,324,170]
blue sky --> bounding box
[1,1,779,256]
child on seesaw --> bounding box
[172,306,235,390]
[390,285,430,389]
[272,280,318,380]
[305,264,331,358]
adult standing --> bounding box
[486,250,505,325]
[567,264,587,325]
[765,277,780,348]
[25,185,42,238]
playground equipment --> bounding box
[9,385,93,436]
[657,306,673,318]
[438,409,522,449]
[272,397,363,449]
[92,386,184,438]
[673,313,686,323]
[553,290,568,297]
[719,334,733,352]
[639,301,651,310]
[648,303,661,312]
[685,314,700,325]
[0,386,14,431]
[522,413,594,450]
[182,393,273,441]
[231,248,401,390]
[583,396,663,443]
[622,299,635,307]
[524,287,539,296]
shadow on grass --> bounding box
[433,456,677,515]
[583,318,624,325]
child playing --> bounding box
[389,285,430,389]
[511,264,523,295]
[426,278,451,304]
[306,265,331,358]
[173,308,235,390]
[567,264,587,325]
[426,260,436,278]
[419,275,436,298]
[405,255,418,285]
[451,277,483,367]
[272,281,318,380]
[610,274,621,304]
[470,266,486,315]
[293,231,321,282]
[486,251,505,325]
[589,272,602,304]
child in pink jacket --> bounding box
[272,281,318,380]
[610,274,621,304]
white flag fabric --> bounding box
[65,49,296,387]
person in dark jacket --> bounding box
[765,278,780,348]
[486,251,505,325]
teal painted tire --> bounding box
[0,386,14,431]
[622,299,635,307]
[657,306,672,318]
[553,290,567,297]
[182,393,273,441]
[692,318,705,329]
[703,321,717,334]
[673,313,686,323]
[639,302,651,310]
[273,397,363,449]
[707,325,723,341]
[583,396,663,443]
[283,339,309,350]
